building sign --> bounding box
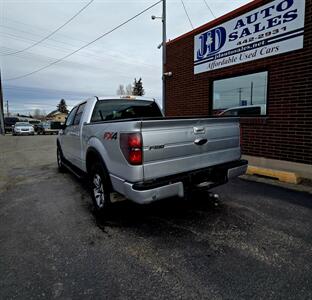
[194,0,306,74]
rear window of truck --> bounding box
[91,100,163,122]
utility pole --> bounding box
[6,100,9,116]
[151,0,167,115]
[238,88,242,105]
[162,0,167,115]
[0,69,5,135]
[250,82,253,105]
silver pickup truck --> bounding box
[57,96,247,212]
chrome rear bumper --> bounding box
[123,181,184,204]
[111,159,248,204]
[227,164,248,179]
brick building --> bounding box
[165,0,311,178]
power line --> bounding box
[0,24,90,54]
[202,0,216,19]
[0,70,5,134]
[1,20,90,46]
[0,28,83,51]
[0,25,158,69]
[180,0,193,29]
[0,34,157,70]
[4,0,162,81]
[1,0,95,56]
[0,32,81,55]
[0,23,88,44]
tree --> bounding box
[126,84,133,95]
[132,78,145,96]
[57,99,68,114]
[116,84,126,95]
[117,83,133,96]
[33,109,41,118]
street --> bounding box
[0,135,311,299]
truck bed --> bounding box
[84,116,240,182]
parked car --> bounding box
[37,121,62,135]
[5,117,40,133]
[4,117,23,133]
[218,104,266,117]
[57,96,248,213]
[29,119,41,128]
[12,122,35,136]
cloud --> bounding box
[1,0,252,114]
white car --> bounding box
[12,122,35,136]
[218,104,267,117]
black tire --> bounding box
[89,162,111,214]
[57,145,66,173]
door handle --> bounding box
[193,127,205,134]
[194,138,208,146]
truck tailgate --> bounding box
[141,118,241,181]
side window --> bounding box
[66,107,78,126]
[73,103,86,126]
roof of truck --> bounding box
[71,96,156,110]
[97,96,155,101]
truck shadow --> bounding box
[92,191,246,237]
[64,170,251,241]
[98,191,223,221]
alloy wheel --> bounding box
[93,174,105,208]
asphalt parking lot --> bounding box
[0,135,311,299]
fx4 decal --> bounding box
[104,132,118,140]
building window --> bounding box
[213,71,268,117]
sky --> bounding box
[0,0,253,115]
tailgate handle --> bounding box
[194,138,208,146]
[194,126,205,134]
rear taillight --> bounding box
[120,133,143,165]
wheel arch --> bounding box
[85,147,112,189]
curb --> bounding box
[240,174,312,195]
[246,165,301,184]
